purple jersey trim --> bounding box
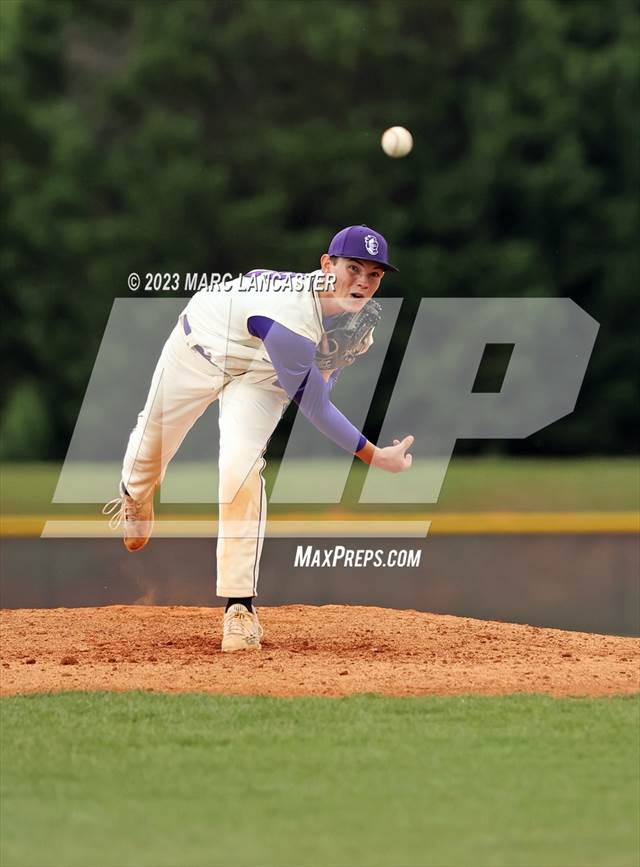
[248,315,366,453]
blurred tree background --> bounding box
[1,0,638,460]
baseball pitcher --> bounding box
[104,225,414,651]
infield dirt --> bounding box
[2,605,638,697]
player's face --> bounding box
[319,255,385,313]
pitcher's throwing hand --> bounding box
[372,435,415,473]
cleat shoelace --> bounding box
[224,609,264,640]
[102,495,147,531]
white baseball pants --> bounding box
[121,319,289,598]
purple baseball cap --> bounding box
[327,225,399,272]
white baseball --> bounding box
[381,126,413,158]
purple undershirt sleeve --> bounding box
[248,315,366,453]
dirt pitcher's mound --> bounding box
[1,605,638,698]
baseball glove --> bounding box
[315,299,382,370]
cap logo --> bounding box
[364,234,379,256]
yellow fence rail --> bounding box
[1,512,637,538]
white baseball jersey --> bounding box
[182,270,326,370]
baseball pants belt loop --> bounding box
[182,314,215,365]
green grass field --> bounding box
[1,693,638,867]
[2,458,638,514]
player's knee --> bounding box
[218,458,262,504]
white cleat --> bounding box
[222,604,263,652]
[103,482,154,552]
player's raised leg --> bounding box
[105,321,224,551]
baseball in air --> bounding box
[381,126,413,158]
